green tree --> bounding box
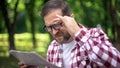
[0,0,19,50]
[67,0,120,46]
[25,0,37,48]
[109,0,120,43]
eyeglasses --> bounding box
[44,22,63,32]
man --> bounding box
[19,0,120,68]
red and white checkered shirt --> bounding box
[46,24,120,68]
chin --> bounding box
[56,39,70,44]
[56,39,63,43]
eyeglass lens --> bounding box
[44,22,62,32]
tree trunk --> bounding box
[116,25,120,43]
[8,28,15,50]
[101,0,109,34]
[109,0,118,43]
[25,0,37,48]
[30,16,37,48]
[0,0,19,50]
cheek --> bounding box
[61,28,68,34]
[49,32,54,37]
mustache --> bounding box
[55,31,63,37]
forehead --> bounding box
[44,9,63,26]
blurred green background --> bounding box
[0,0,120,68]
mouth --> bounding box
[55,33,63,42]
[55,34,63,39]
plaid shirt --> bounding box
[46,24,120,68]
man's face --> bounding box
[44,9,71,43]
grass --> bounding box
[0,56,19,68]
[0,33,51,68]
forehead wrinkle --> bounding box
[44,9,63,26]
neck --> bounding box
[63,36,73,44]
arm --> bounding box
[56,15,120,67]
[75,28,120,67]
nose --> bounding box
[52,28,59,35]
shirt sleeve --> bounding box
[75,27,120,67]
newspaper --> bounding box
[10,50,60,68]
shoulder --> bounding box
[75,24,109,43]
[78,24,106,36]
[47,40,60,51]
[50,40,60,46]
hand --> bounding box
[18,62,38,68]
[56,15,80,38]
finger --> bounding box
[56,15,66,24]
[20,65,27,68]
[56,15,70,22]
[27,66,35,68]
[56,14,63,19]
[18,62,24,66]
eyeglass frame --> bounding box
[43,22,63,32]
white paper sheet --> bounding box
[10,50,60,68]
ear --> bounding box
[70,13,74,18]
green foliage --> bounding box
[15,12,27,33]
[0,11,5,33]
[67,0,120,40]
[0,0,119,35]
